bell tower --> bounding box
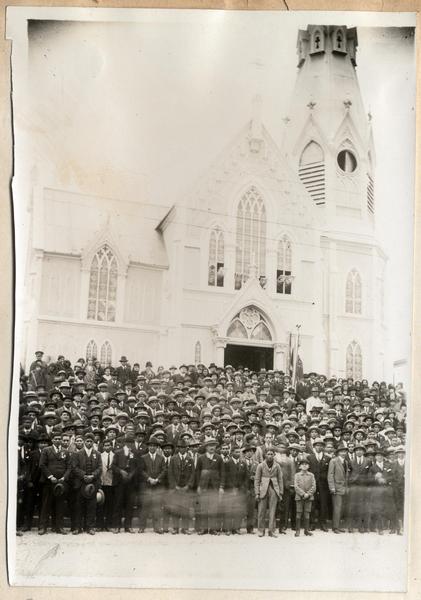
[284,25,376,235]
[283,25,386,380]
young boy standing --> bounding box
[294,457,316,537]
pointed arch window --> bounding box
[235,186,267,290]
[100,341,112,367]
[87,244,118,321]
[310,29,324,54]
[345,269,362,314]
[251,322,271,341]
[277,235,293,294]
[86,339,97,361]
[227,307,272,341]
[208,228,225,287]
[346,341,362,380]
[333,28,346,54]
[299,141,325,206]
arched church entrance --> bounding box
[224,306,274,370]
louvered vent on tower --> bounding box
[299,141,326,206]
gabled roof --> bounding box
[38,187,169,268]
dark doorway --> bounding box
[224,344,273,371]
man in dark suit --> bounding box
[347,443,371,532]
[168,440,194,534]
[96,438,117,531]
[38,430,72,534]
[72,432,102,535]
[274,442,295,534]
[188,439,201,532]
[111,435,139,533]
[254,447,284,537]
[220,446,247,534]
[391,445,405,535]
[328,445,349,533]
[242,444,257,533]
[139,436,166,533]
[196,438,224,535]
[161,441,174,532]
[16,434,31,534]
[307,438,331,532]
[115,356,132,387]
[23,432,48,531]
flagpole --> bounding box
[292,324,301,388]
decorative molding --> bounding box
[80,217,129,274]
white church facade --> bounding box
[21,25,388,380]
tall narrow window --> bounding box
[86,339,97,361]
[310,29,324,54]
[299,141,325,206]
[87,244,118,321]
[346,341,362,380]
[195,341,201,364]
[277,235,293,294]
[333,28,346,53]
[100,341,112,367]
[235,186,266,290]
[208,228,225,287]
[345,269,362,314]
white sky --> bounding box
[10,9,417,367]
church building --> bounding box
[21,25,387,380]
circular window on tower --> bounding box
[337,149,357,173]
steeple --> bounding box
[284,25,376,228]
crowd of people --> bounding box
[16,351,407,538]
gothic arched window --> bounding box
[345,269,362,314]
[87,244,118,321]
[277,235,293,295]
[100,341,112,367]
[333,28,346,53]
[346,341,362,380]
[208,228,225,287]
[227,307,272,341]
[235,186,267,290]
[311,29,324,54]
[299,141,325,206]
[86,339,97,361]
